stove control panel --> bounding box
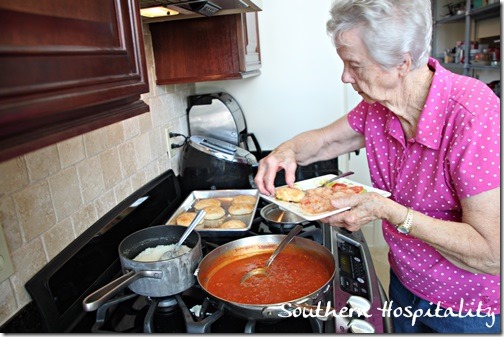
[337,236,371,300]
[328,227,390,333]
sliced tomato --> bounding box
[348,186,364,194]
[331,183,348,192]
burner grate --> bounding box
[89,281,331,333]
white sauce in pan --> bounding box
[133,244,191,262]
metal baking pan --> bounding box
[166,189,259,236]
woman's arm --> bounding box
[254,115,365,195]
[328,188,501,275]
[406,188,500,275]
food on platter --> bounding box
[298,185,363,214]
[228,203,254,215]
[274,181,366,214]
[203,206,226,220]
[275,186,305,202]
[220,219,247,229]
[330,182,365,194]
[176,212,197,226]
[194,198,221,210]
[232,195,257,205]
[260,175,390,221]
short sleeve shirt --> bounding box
[347,58,500,314]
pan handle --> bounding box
[82,270,162,312]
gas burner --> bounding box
[155,296,178,311]
[264,223,297,234]
[91,292,143,333]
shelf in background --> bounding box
[470,2,501,20]
[435,2,500,24]
[469,63,501,71]
[441,62,500,72]
[441,62,465,69]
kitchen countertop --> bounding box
[0,301,44,333]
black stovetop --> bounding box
[0,169,333,333]
[1,168,388,333]
[74,222,332,334]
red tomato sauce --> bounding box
[204,246,332,304]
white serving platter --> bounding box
[259,174,391,221]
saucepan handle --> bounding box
[82,270,162,312]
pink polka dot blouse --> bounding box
[347,58,500,314]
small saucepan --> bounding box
[260,203,309,232]
[82,225,202,312]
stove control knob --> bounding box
[346,295,371,319]
[348,318,375,333]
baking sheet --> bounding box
[259,174,391,221]
[166,189,259,236]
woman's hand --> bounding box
[320,192,389,231]
[321,187,500,275]
[254,148,298,196]
[254,116,364,196]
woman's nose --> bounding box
[341,69,354,84]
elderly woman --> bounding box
[254,0,500,333]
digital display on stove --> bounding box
[339,253,352,275]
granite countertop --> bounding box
[0,302,44,333]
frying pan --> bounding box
[196,234,335,320]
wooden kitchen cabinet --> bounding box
[150,12,261,85]
[0,0,149,162]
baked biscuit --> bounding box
[232,195,256,205]
[220,219,247,229]
[275,186,305,202]
[176,212,197,226]
[203,206,226,220]
[194,198,221,210]
[228,203,254,215]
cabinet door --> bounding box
[0,0,149,162]
[151,13,261,84]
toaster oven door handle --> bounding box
[241,132,262,157]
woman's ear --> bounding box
[398,53,412,76]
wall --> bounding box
[0,23,194,326]
[195,0,346,151]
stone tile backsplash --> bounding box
[0,23,195,326]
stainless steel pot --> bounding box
[260,203,309,231]
[82,225,202,311]
[196,234,335,320]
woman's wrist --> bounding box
[382,198,411,227]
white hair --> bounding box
[326,0,432,70]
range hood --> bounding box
[139,0,262,22]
